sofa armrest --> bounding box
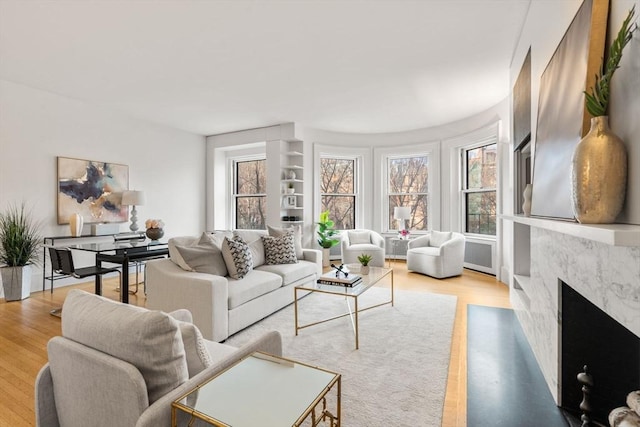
[408,234,431,249]
[145,258,230,342]
[136,331,283,427]
[440,235,465,257]
[302,248,323,277]
[370,232,385,248]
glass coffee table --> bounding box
[172,352,341,426]
[294,266,394,349]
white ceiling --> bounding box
[0,0,531,136]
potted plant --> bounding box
[316,210,340,267]
[357,253,372,275]
[0,203,42,301]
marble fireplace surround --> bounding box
[509,216,640,404]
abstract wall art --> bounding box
[57,157,129,224]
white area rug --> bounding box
[225,288,458,427]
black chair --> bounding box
[47,247,65,317]
[55,247,122,298]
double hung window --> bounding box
[462,143,497,236]
[319,157,356,229]
[233,158,266,229]
[387,155,429,231]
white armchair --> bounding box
[341,229,386,267]
[406,231,465,278]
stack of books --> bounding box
[317,272,362,287]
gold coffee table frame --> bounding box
[171,351,341,427]
[295,266,394,349]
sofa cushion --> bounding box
[262,233,297,265]
[268,225,303,259]
[174,232,228,276]
[430,231,452,247]
[248,238,266,268]
[168,236,199,271]
[348,230,371,244]
[227,270,282,309]
[202,340,239,365]
[61,290,188,404]
[233,229,267,244]
[408,246,441,257]
[256,260,317,285]
[222,236,253,279]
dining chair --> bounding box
[55,247,122,297]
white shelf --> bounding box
[501,214,640,247]
[281,220,303,224]
[282,165,304,169]
[284,206,303,210]
[282,179,303,183]
[285,151,303,156]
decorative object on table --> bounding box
[318,266,362,287]
[90,222,121,236]
[357,253,372,275]
[68,212,84,237]
[330,263,349,278]
[286,183,295,194]
[522,184,532,217]
[287,169,296,180]
[530,0,609,220]
[57,157,128,224]
[316,210,340,267]
[145,219,164,240]
[394,206,411,233]
[122,190,145,232]
[284,195,297,208]
[571,6,636,224]
[398,228,411,240]
[0,203,41,301]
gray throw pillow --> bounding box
[221,236,253,279]
[268,225,303,259]
[262,233,298,265]
[175,232,228,276]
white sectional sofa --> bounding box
[146,228,322,342]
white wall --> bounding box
[0,79,206,295]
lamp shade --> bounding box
[393,207,411,220]
[122,190,145,206]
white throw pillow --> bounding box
[221,236,253,279]
[268,225,303,259]
[348,231,371,245]
[168,236,199,271]
[175,320,214,378]
[430,231,452,247]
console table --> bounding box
[172,351,341,426]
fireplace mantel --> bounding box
[502,214,640,247]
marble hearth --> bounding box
[506,215,640,406]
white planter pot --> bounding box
[322,248,331,267]
[361,265,370,275]
[1,265,32,301]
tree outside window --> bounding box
[463,143,497,235]
[387,155,429,231]
[234,159,266,229]
[320,157,355,229]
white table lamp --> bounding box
[122,190,145,232]
[393,206,411,231]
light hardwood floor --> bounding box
[0,262,510,426]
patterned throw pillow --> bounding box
[267,225,303,259]
[221,236,253,279]
[262,232,298,265]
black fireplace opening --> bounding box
[560,281,640,424]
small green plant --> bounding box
[0,203,42,267]
[357,253,372,266]
[584,6,637,117]
[316,210,340,249]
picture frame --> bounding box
[530,0,608,220]
[284,195,297,208]
[57,156,129,224]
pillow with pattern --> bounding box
[221,235,253,279]
[261,233,298,265]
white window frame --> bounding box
[384,154,430,233]
[229,154,267,230]
[460,140,497,238]
[319,156,358,230]
[376,142,440,235]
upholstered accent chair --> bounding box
[406,231,466,279]
[341,229,386,267]
[35,290,282,427]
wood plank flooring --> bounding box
[0,262,510,426]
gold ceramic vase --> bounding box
[571,116,627,224]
